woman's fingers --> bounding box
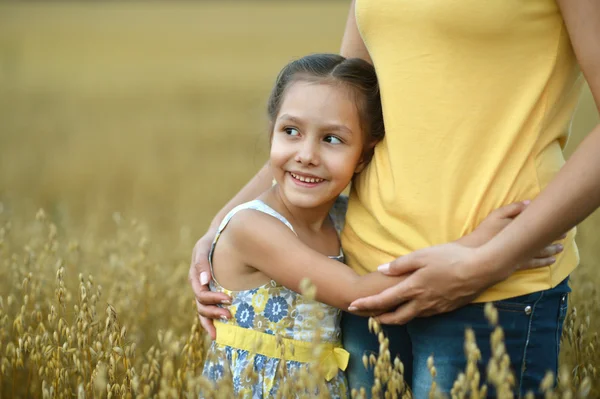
[195,298,232,320]
[349,279,412,312]
[380,251,425,276]
[189,232,232,339]
[517,256,557,270]
[199,316,216,340]
[534,243,564,259]
[495,200,530,219]
[197,290,232,306]
[375,300,420,325]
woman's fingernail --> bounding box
[557,244,564,251]
[377,263,390,273]
[523,200,531,205]
[200,272,209,285]
[348,306,358,312]
[221,299,231,305]
[220,315,228,320]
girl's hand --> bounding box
[457,201,565,270]
[189,230,232,340]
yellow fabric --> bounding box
[343,0,583,302]
[214,321,349,381]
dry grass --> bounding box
[0,2,599,398]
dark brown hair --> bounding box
[267,53,384,163]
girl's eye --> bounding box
[284,127,300,136]
[324,135,342,144]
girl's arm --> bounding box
[225,205,562,313]
[225,210,405,313]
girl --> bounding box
[200,54,561,398]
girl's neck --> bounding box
[261,186,335,233]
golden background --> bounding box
[0,2,598,395]
[0,2,598,248]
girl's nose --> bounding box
[295,140,320,166]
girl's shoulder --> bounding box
[217,200,297,240]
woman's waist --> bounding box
[341,212,579,299]
[355,135,567,233]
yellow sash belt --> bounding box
[214,321,349,381]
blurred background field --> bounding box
[0,2,599,397]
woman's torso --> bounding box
[342,0,583,301]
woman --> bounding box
[190,0,600,396]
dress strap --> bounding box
[208,200,297,279]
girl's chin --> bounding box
[283,190,341,209]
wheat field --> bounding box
[0,2,599,398]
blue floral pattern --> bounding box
[264,296,288,322]
[235,303,255,328]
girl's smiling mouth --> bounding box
[289,172,326,186]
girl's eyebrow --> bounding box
[277,114,353,136]
[277,114,302,124]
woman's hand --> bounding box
[458,201,565,270]
[189,229,232,340]
[348,242,486,323]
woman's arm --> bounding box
[475,0,600,279]
[189,162,271,339]
[340,0,372,63]
[348,0,600,323]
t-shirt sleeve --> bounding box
[329,195,349,234]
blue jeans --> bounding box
[342,278,570,398]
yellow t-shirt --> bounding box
[341,0,584,302]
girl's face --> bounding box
[270,81,366,209]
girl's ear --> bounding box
[354,142,377,174]
[354,159,368,174]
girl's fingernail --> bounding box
[557,244,564,251]
[221,299,231,305]
[200,272,209,285]
[220,315,228,320]
[348,306,358,312]
[378,263,390,273]
[523,200,531,205]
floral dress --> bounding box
[201,199,349,398]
